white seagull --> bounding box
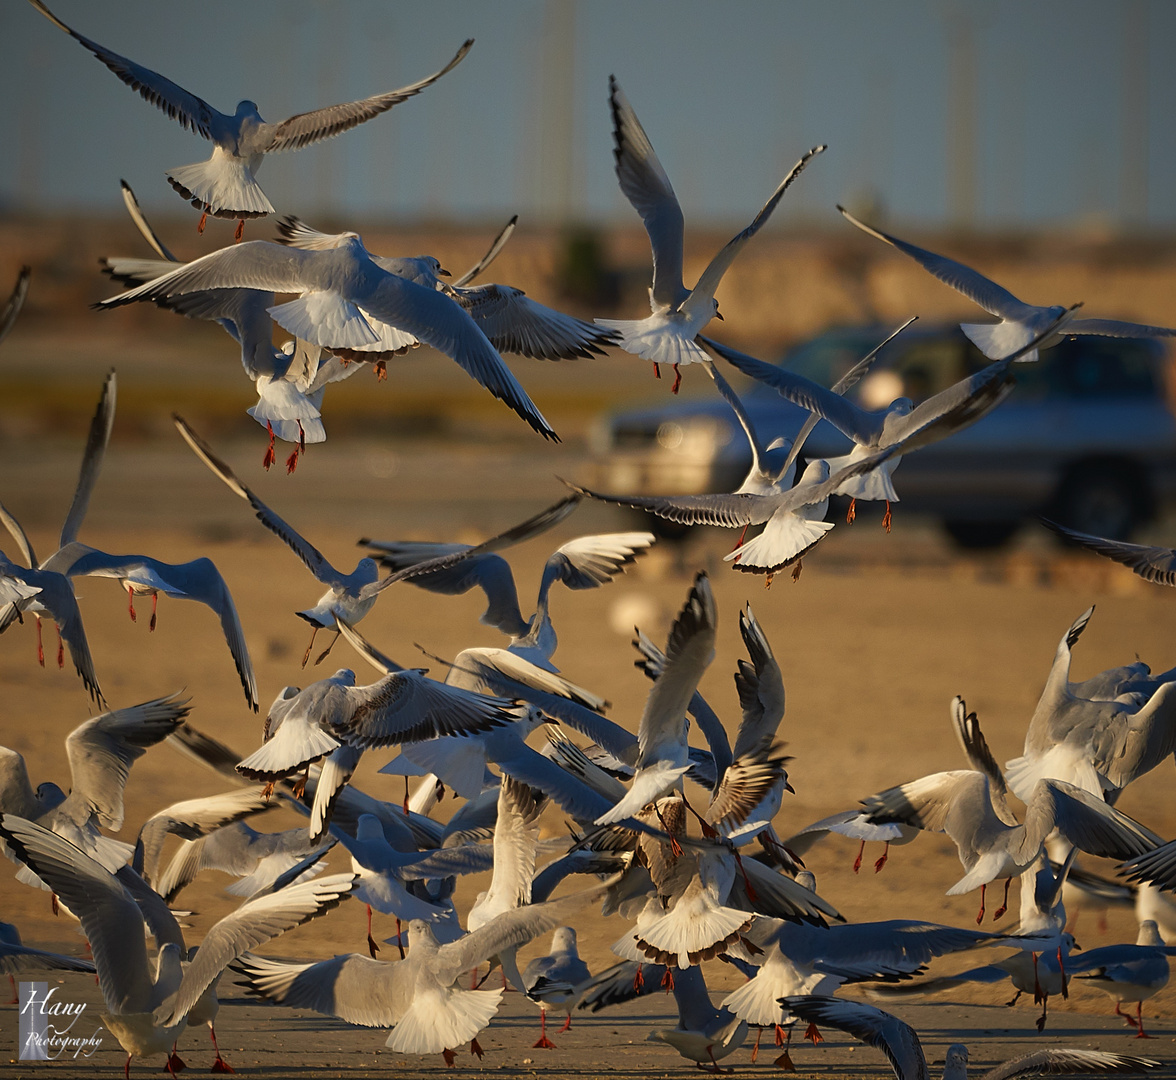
[595,75,825,392]
[101,238,559,440]
[840,206,1176,362]
[29,0,472,237]
[276,216,620,362]
[0,813,355,1078]
[174,415,579,665]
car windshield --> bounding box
[762,325,1162,407]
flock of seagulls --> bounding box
[5,2,1176,1077]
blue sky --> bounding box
[3,0,1174,230]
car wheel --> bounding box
[942,519,1022,549]
[1052,462,1149,541]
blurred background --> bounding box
[2,0,1176,556]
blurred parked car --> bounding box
[586,325,1176,548]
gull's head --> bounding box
[712,298,724,321]
[235,100,262,118]
[329,668,357,687]
[356,558,380,584]
[355,814,385,843]
[943,1044,969,1080]
[552,926,577,952]
[35,782,65,809]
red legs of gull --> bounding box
[300,625,320,668]
[127,584,137,622]
[1032,953,1043,1002]
[374,361,387,381]
[291,764,310,800]
[558,1014,572,1033]
[730,524,749,553]
[873,841,891,873]
[55,625,63,669]
[882,501,893,532]
[660,968,675,992]
[846,498,856,524]
[314,629,341,666]
[533,1008,557,1049]
[632,963,644,992]
[653,803,683,857]
[652,362,661,381]
[765,572,775,589]
[284,421,306,474]
[470,967,479,990]
[803,1023,823,1044]
[125,1052,133,1078]
[790,559,804,582]
[671,364,682,394]
[442,1048,456,1067]
[853,840,865,874]
[208,1025,235,1073]
[262,421,277,471]
[992,878,1010,921]
[1117,1002,1140,1029]
[1135,1002,1151,1039]
[6,974,16,1004]
[35,616,44,666]
[775,1026,795,1071]
[163,1041,185,1074]
[751,1027,761,1064]
[402,777,410,816]
[234,219,245,242]
[150,593,158,633]
[1006,989,1022,1007]
[197,212,208,234]
[975,883,986,924]
[1035,993,1049,1033]
[366,904,380,959]
[51,892,59,916]
[394,918,404,959]
[470,1039,484,1059]
[1058,945,1068,999]
[704,1044,733,1074]
[261,781,275,801]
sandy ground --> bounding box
[2,319,1176,1076]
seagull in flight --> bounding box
[175,415,579,666]
[839,206,1176,363]
[595,75,825,393]
[29,0,472,239]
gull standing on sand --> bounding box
[1069,920,1176,1038]
[839,206,1176,362]
[29,0,472,238]
[595,75,825,392]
